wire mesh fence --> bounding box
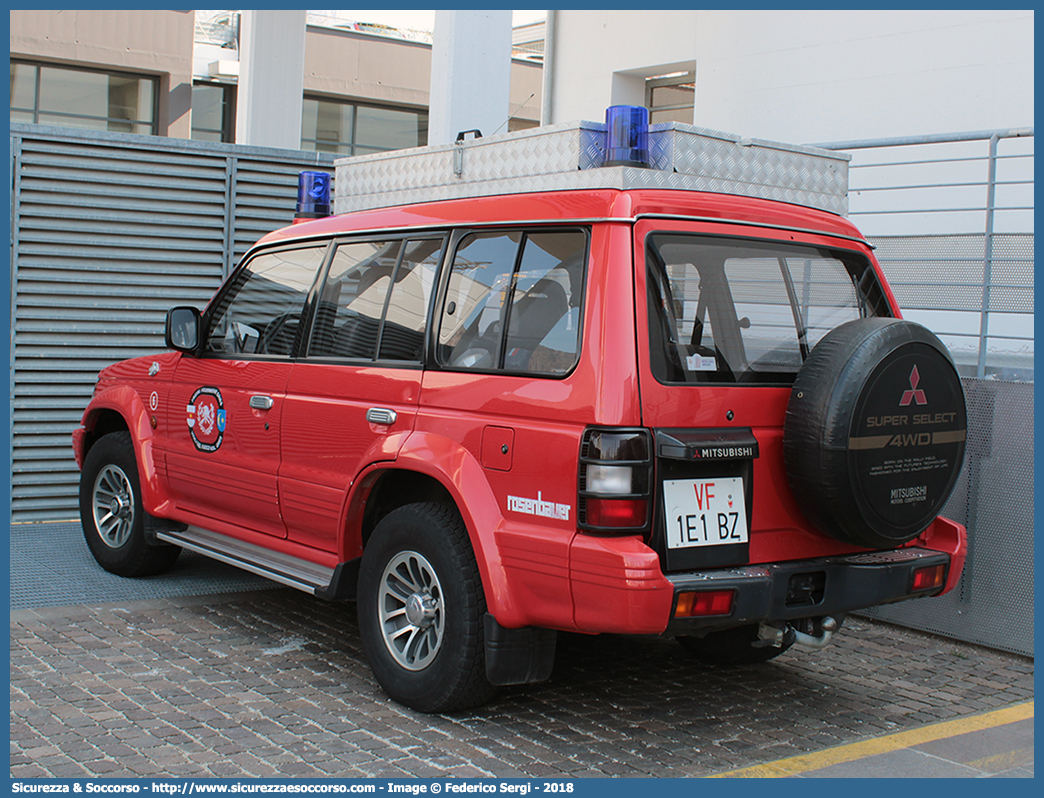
[817,131,1034,655]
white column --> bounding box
[428,10,513,145]
[540,10,557,125]
[235,10,307,149]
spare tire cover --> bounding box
[784,318,966,549]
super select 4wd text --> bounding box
[73,108,968,712]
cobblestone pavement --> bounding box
[10,588,1034,779]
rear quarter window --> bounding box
[438,228,588,376]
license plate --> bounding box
[663,477,749,549]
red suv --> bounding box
[73,183,967,712]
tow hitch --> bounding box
[756,616,838,650]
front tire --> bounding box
[357,502,496,712]
[79,431,180,577]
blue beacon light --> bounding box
[604,105,651,168]
[294,171,332,221]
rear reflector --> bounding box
[911,564,946,592]
[674,589,735,618]
[584,498,648,529]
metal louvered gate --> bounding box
[9,124,335,523]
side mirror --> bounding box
[166,306,201,353]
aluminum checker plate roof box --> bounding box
[333,120,851,216]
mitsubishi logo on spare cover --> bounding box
[899,364,928,406]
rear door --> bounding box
[634,219,892,568]
[278,235,444,552]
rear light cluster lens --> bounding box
[578,428,653,533]
[674,589,735,618]
[585,464,636,495]
[911,563,946,592]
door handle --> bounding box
[366,408,397,425]
[249,395,274,410]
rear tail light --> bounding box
[585,464,636,494]
[674,589,735,618]
[584,498,648,528]
[578,428,653,534]
[911,563,946,592]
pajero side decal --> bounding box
[187,386,226,453]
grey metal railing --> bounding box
[816,129,1034,381]
[9,124,334,523]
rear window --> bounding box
[646,234,891,384]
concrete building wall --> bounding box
[691,10,1033,142]
[548,9,1033,141]
[304,26,433,109]
[547,10,697,125]
[9,9,196,138]
[237,10,306,149]
[428,10,513,145]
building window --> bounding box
[508,118,539,133]
[192,82,235,143]
[646,71,695,125]
[10,60,158,135]
[301,96,427,155]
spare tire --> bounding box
[784,318,966,550]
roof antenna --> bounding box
[490,92,536,137]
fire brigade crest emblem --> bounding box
[187,386,226,452]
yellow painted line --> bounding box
[708,700,1033,778]
[967,747,1034,772]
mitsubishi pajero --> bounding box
[73,109,968,712]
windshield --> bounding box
[646,233,891,384]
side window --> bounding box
[438,229,587,375]
[309,237,441,362]
[380,239,441,360]
[205,246,325,357]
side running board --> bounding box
[155,526,337,596]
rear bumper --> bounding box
[663,545,950,636]
[567,516,967,636]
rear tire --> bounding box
[79,431,180,577]
[677,624,792,665]
[357,502,496,712]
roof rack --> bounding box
[333,117,850,216]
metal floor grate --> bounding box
[10,522,282,610]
